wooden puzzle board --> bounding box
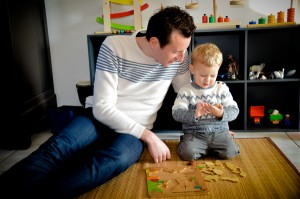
[145,166,209,197]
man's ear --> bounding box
[149,37,160,48]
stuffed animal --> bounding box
[249,63,266,80]
[273,68,285,79]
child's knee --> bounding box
[177,142,201,161]
[218,148,240,159]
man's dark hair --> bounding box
[146,6,196,48]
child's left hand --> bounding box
[229,130,236,137]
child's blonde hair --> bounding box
[191,43,223,67]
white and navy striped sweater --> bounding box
[172,81,239,133]
[90,30,191,138]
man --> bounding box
[0,5,196,198]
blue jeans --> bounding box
[0,112,144,198]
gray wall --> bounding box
[44,0,300,106]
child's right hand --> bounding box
[195,102,208,118]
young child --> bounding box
[172,43,240,161]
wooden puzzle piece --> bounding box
[199,161,246,183]
[212,169,223,175]
[221,177,239,183]
[204,175,219,182]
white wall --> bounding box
[45,0,300,106]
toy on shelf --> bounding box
[195,0,242,29]
[285,69,296,77]
[250,106,265,124]
[268,14,276,23]
[248,63,287,80]
[268,109,283,125]
[224,16,230,22]
[218,54,240,80]
[247,0,296,28]
[258,17,267,24]
[277,11,285,23]
[218,16,224,22]
[273,68,285,79]
[230,0,245,5]
[249,63,266,80]
[226,54,239,80]
[96,0,148,34]
[287,0,295,22]
[185,0,199,10]
[209,15,215,23]
[284,114,291,127]
[202,14,208,23]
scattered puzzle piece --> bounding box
[204,175,219,182]
[198,161,246,183]
[205,161,215,166]
[212,169,223,175]
[221,177,239,183]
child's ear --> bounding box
[189,64,194,74]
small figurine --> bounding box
[273,68,285,79]
[285,69,296,77]
[269,109,283,125]
[227,54,239,80]
[284,114,291,127]
[249,63,266,80]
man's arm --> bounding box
[140,128,171,163]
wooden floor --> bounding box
[0,130,299,176]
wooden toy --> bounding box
[96,0,148,33]
[247,0,296,28]
[185,0,199,10]
[145,167,208,197]
[202,14,208,23]
[287,0,295,22]
[250,106,264,124]
[269,109,283,124]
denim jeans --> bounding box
[0,113,144,199]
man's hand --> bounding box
[140,129,171,163]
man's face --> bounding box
[153,31,191,67]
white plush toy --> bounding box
[273,68,285,79]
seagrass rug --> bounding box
[77,138,300,199]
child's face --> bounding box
[190,62,219,88]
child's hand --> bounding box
[195,102,224,118]
[195,102,207,118]
[229,130,236,137]
[207,103,224,118]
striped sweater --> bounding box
[91,30,191,138]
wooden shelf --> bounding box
[246,22,296,28]
[87,25,300,132]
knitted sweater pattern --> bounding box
[172,81,239,133]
